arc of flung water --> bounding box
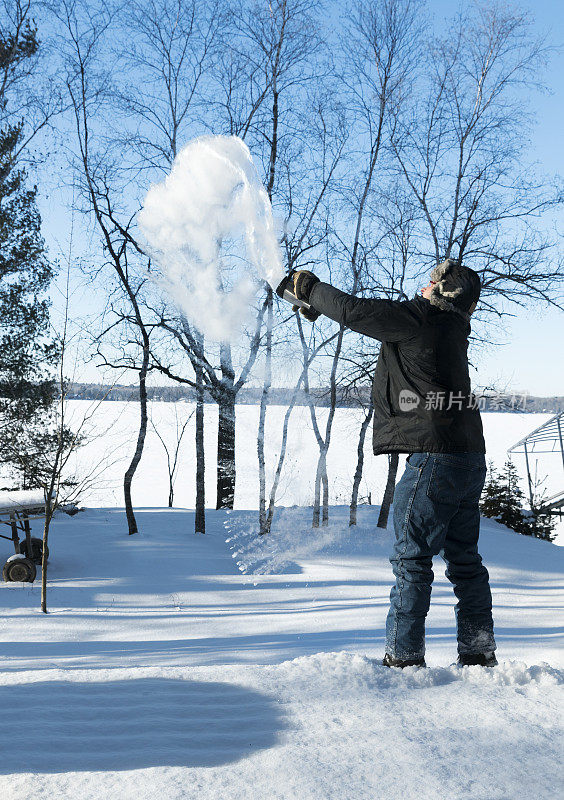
[139,135,285,341]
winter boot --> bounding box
[457,652,498,667]
[382,653,426,668]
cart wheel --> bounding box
[3,557,37,583]
[20,537,48,564]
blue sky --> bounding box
[38,0,563,395]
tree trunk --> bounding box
[377,452,399,529]
[216,386,236,509]
[314,312,351,527]
[315,356,341,527]
[41,505,53,614]
[195,340,206,534]
[41,436,63,613]
[124,347,149,535]
[350,401,374,526]
[312,452,325,528]
[322,470,329,526]
[261,370,305,536]
[257,289,272,534]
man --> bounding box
[280,259,496,668]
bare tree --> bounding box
[57,0,229,531]
[116,0,277,512]
[0,0,66,162]
[347,190,416,526]
[39,255,120,611]
[149,404,194,507]
[111,0,226,525]
[298,0,420,528]
[152,305,268,508]
[114,0,224,171]
[54,0,156,535]
[344,3,564,528]
[389,3,563,312]
[349,400,374,524]
[259,321,339,535]
[337,343,376,527]
[40,376,125,610]
[193,329,205,533]
[376,452,398,529]
[259,82,346,530]
[224,0,324,524]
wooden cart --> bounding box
[0,490,50,583]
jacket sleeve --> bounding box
[308,282,421,343]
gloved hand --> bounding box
[298,305,320,322]
[275,270,321,321]
[293,271,320,321]
[292,270,320,303]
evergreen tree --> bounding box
[480,461,525,532]
[0,121,58,487]
[0,10,58,488]
[480,461,555,542]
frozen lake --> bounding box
[64,401,559,513]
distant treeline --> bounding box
[63,383,564,413]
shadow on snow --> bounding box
[0,677,286,773]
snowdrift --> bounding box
[0,506,562,800]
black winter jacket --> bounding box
[308,282,485,456]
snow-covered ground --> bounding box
[1,403,562,797]
[1,505,562,799]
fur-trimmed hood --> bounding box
[429,259,481,319]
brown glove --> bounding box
[293,270,321,321]
[298,305,320,322]
[292,270,320,303]
[275,270,321,321]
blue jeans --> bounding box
[385,452,495,660]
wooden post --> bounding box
[523,442,535,510]
[24,515,32,556]
[10,514,20,554]
[556,415,564,474]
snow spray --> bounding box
[138,135,286,341]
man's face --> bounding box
[420,274,478,314]
[420,278,436,300]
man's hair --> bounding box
[429,259,481,317]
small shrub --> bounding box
[480,461,556,542]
